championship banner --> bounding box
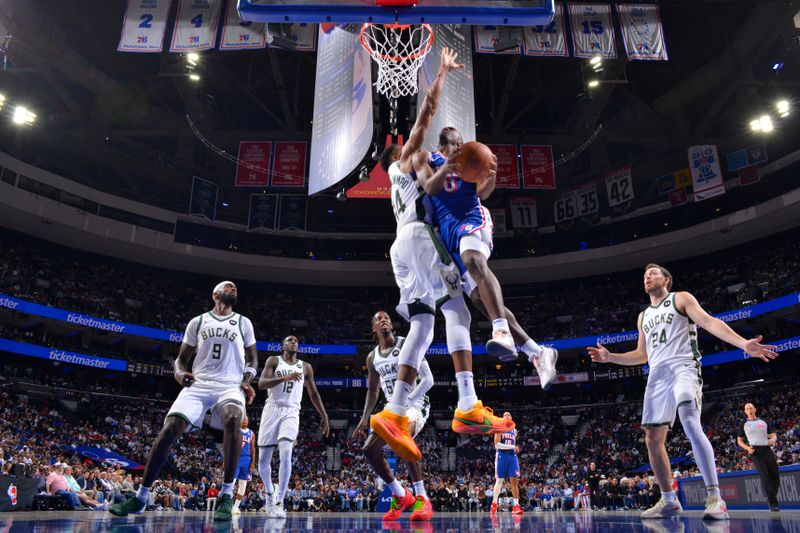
[278,195,307,231]
[118,0,172,53]
[474,26,521,55]
[248,194,278,231]
[271,141,308,188]
[680,465,800,510]
[170,0,223,52]
[235,141,271,187]
[189,176,218,220]
[688,145,726,201]
[604,165,634,206]
[267,23,317,51]
[523,2,568,57]
[220,0,266,50]
[309,24,373,195]
[568,3,617,59]
[520,145,556,189]
[487,144,520,188]
[418,25,476,151]
[616,4,668,61]
[739,164,761,186]
[509,197,537,228]
[66,446,144,470]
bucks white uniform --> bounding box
[258,356,305,447]
[389,161,460,319]
[167,311,256,430]
[640,292,703,427]
[370,336,432,437]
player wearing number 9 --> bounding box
[256,335,329,517]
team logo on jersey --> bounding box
[461,224,474,233]
[664,300,671,308]
[7,483,17,505]
[230,320,238,325]
[392,349,399,357]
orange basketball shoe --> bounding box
[452,401,515,434]
[410,495,434,521]
[370,409,421,462]
[382,489,416,521]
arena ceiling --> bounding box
[0,0,798,233]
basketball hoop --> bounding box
[359,22,434,98]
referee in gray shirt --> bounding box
[737,402,780,511]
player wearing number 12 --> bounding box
[588,264,778,521]
[109,281,259,521]
[257,336,329,517]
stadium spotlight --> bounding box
[588,80,600,88]
[12,105,36,125]
[186,52,199,66]
[590,56,602,66]
[189,73,200,81]
[750,119,762,132]
[776,100,790,117]
[358,166,369,182]
[0,94,5,110]
[759,115,774,132]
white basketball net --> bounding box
[360,23,434,98]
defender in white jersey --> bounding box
[109,281,259,522]
[354,311,435,521]
[257,335,329,518]
[588,264,778,521]
[371,46,514,466]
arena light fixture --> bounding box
[750,119,762,132]
[189,73,201,81]
[12,105,36,125]
[186,52,200,66]
[776,100,790,117]
[358,166,369,182]
[759,115,774,132]
[0,94,5,110]
[590,56,602,66]
[588,80,600,88]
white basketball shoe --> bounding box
[702,495,729,520]
[641,498,682,519]
[532,347,559,390]
[487,330,517,361]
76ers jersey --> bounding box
[240,428,253,460]
[267,356,305,410]
[182,312,256,386]
[497,428,517,452]
[429,152,482,221]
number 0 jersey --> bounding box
[388,161,431,230]
[182,312,256,386]
[641,292,700,369]
[266,356,305,410]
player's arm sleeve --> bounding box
[408,359,434,407]
[183,316,200,347]
[242,317,257,348]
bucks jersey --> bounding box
[641,292,700,369]
[182,312,256,386]
[370,336,431,415]
[267,356,305,409]
[389,161,429,229]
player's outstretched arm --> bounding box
[399,46,464,173]
[304,362,330,437]
[587,312,648,366]
[353,354,380,440]
[676,292,778,361]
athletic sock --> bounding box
[707,487,720,498]
[456,371,479,412]
[136,486,151,504]
[389,479,405,498]
[521,339,543,359]
[513,498,519,506]
[662,491,678,503]
[387,380,413,417]
[492,318,509,333]
[232,499,241,510]
[412,480,427,499]
[221,482,235,497]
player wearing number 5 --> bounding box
[257,335,329,517]
[109,281,259,521]
[588,264,778,521]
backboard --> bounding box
[238,0,555,26]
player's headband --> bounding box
[213,281,235,295]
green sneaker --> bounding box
[214,493,234,521]
[108,496,146,517]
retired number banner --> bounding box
[170,0,223,52]
[523,2,568,57]
[235,141,271,187]
[119,0,172,53]
[688,145,726,201]
[474,26,522,55]
[616,4,668,61]
[604,166,634,207]
[271,142,307,188]
[487,144,520,188]
[568,3,617,59]
[521,145,556,190]
[509,197,537,228]
[220,0,266,50]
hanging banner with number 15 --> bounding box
[568,3,617,59]
[170,0,223,52]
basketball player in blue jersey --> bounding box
[231,415,255,515]
[412,131,558,389]
[491,412,524,516]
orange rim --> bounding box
[359,23,434,62]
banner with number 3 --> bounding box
[118,0,173,53]
[568,3,617,59]
[170,0,223,52]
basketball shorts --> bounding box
[438,205,494,264]
[641,361,703,427]
[407,404,429,439]
[258,403,300,447]
[235,459,252,481]
[391,221,461,320]
[166,380,245,431]
[495,451,520,479]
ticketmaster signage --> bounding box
[0,338,128,371]
[680,464,800,510]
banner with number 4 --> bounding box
[170,0,223,52]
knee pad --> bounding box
[441,297,472,353]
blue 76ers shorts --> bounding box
[235,460,252,481]
[495,451,520,479]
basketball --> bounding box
[454,141,493,183]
